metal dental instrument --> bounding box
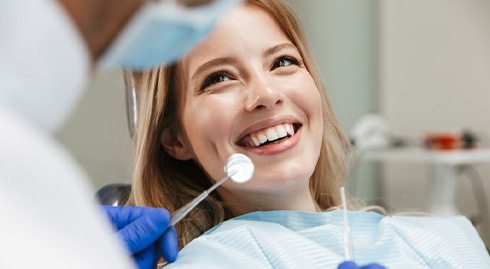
[169,153,254,226]
[123,71,138,139]
[340,186,354,261]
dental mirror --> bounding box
[170,153,254,226]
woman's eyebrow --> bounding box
[191,57,236,81]
[263,43,297,58]
[190,43,296,81]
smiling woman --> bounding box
[125,0,490,268]
[127,0,350,246]
[173,3,334,216]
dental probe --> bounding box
[170,153,254,226]
[340,186,354,261]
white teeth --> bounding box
[242,123,297,148]
[258,133,267,144]
[275,125,287,138]
[252,136,260,147]
[286,124,294,136]
[266,128,279,141]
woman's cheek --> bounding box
[187,99,233,144]
[289,79,322,114]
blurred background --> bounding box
[56,0,490,246]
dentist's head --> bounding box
[62,0,241,68]
[0,0,240,133]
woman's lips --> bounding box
[239,125,302,156]
[238,123,297,147]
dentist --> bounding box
[0,0,239,268]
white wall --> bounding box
[380,0,490,244]
[286,0,379,131]
[56,70,133,189]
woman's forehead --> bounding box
[181,3,291,73]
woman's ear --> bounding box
[161,127,193,161]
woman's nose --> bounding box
[244,76,283,112]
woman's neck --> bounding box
[219,185,318,216]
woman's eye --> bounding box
[271,56,301,70]
[200,72,231,91]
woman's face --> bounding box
[170,4,324,210]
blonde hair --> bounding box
[127,0,351,248]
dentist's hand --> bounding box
[101,206,178,269]
[338,261,386,269]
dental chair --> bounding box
[96,184,131,206]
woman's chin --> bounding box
[250,170,312,191]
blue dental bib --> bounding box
[167,210,490,268]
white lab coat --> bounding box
[0,0,134,268]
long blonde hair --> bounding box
[127,0,351,248]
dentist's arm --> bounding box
[101,206,178,269]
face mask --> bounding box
[99,0,242,70]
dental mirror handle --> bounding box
[169,153,253,226]
[169,172,233,226]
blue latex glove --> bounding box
[338,261,386,269]
[101,206,178,269]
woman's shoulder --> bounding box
[166,213,346,269]
[165,211,490,269]
[166,217,313,269]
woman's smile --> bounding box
[235,115,303,156]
